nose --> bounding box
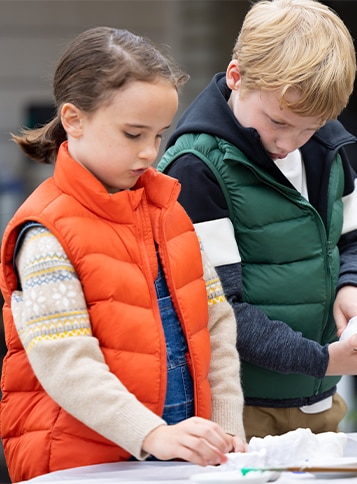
[138,141,160,165]
[275,135,300,154]
[276,130,312,155]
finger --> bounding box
[184,438,228,466]
[232,436,247,453]
[335,314,348,337]
[173,429,228,466]
[190,418,232,452]
[347,333,357,351]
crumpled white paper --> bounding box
[340,316,357,341]
[221,428,347,470]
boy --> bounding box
[158,0,357,440]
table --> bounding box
[18,433,357,483]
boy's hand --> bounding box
[333,285,357,337]
[142,417,235,466]
[326,334,357,375]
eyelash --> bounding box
[270,119,319,134]
[124,133,164,140]
[124,132,140,139]
[271,119,285,126]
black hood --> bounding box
[167,72,357,196]
[167,73,276,173]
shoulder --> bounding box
[165,154,228,223]
[314,120,357,146]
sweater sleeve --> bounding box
[216,264,329,379]
[12,225,165,460]
[338,177,357,289]
[338,229,357,289]
[167,154,330,379]
[200,246,245,441]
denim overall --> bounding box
[136,253,195,462]
[155,254,194,424]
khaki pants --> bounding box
[243,393,347,442]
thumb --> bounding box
[335,312,348,337]
[345,333,357,351]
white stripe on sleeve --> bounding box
[194,217,241,266]
[342,178,357,234]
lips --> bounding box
[131,168,147,176]
[269,152,288,160]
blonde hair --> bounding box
[233,0,356,120]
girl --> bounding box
[0,27,245,482]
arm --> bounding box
[143,247,248,459]
[217,260,357,379]
[334,246,357,336]
[14,225,236,466]
[168,155,331,378]
[216,263,329,378]
[13,225,165,460]
[334,178,357,334]
[200,247,245,444]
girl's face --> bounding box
[62,79,178,192]
[226,61,324,160]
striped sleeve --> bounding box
[12,225,92,351]
[200,241,245,440]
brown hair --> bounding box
[12,27,189,164]
[232,0,356,121]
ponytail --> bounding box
[11,115,66,164]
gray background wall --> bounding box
[0,1,356,482]
[1,1,356,235]
[0,1,253,236]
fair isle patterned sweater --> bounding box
[11,225,245,458]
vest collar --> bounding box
[54,142,181,222]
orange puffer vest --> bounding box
[0,143,211,482]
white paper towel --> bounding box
[223,428,347,469]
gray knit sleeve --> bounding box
[216,263,329,379]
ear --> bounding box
[61,102,83,138]
[226,60,242,91]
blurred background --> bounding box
[0,1,356,482]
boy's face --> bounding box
[226,63,324,160]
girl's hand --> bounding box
[231,435,248,453]
[142,417,234,466]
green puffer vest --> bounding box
[158,133,343,400]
